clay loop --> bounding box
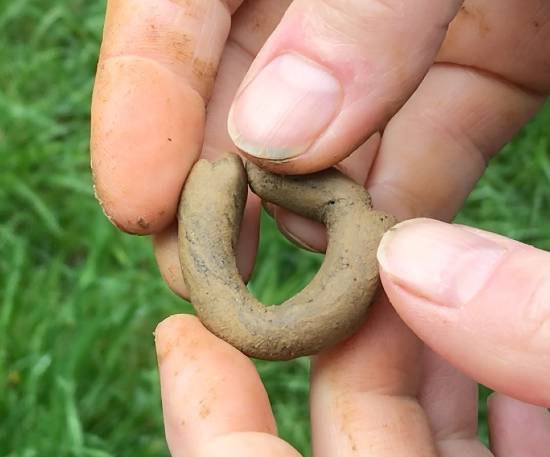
[178,154,394,360]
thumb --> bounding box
[227,0,462,174]
[377,218,550,407]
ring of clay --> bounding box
[178,153,395,360]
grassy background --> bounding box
[1,1,549,455]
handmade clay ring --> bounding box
[178,154,395,360]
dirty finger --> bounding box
[91,0,243,234]
[310,297,437,457]
[155,314,300,456]
[152,0,292,298]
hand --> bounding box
[91,1,549,298]
[154,220,550,456]
[378,218,550,455]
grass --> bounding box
[1,0,549,455]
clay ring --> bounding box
[178,154,395,360]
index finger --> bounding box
[155,315,301,457]
[91,0,241,234]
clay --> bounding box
[178,153,395,360]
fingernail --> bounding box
[377,219,508,307]
[228,53,342,160]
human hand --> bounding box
[154,219,550,456]
[91,1,549,298]
[378,218,550,455]
[91,2,550,453]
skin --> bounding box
[90,0,550,454]
[178,154,394,360]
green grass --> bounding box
[1,1,549,456]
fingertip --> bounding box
[91,57,205,235]
[153,224,190,299]
[154,312,199,335]
[154,314,202,364]
[155,316,278,454]
[377,218,509,309]
[377,218,433,277]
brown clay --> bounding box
[177,153,395,360]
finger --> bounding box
[419,349,491,456]
[91,0,242,234]
[304,60,542,455]
[269,0,545,250]
[227,0,462,174]
[229,0,293,57]
[311,297,437,456]
[152,45,250,298]
[153,193,261,299]
[272,63,542,251]
[274,133,381,253]
[202,0,294,160]
[367,58,542,449]
[378,219,550,406]
[438,0,550,94]
[152,0,292,297]
[155,314,300,457]
[243,0,545,250]
[488,393,550,456]
[367,63,543,222]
